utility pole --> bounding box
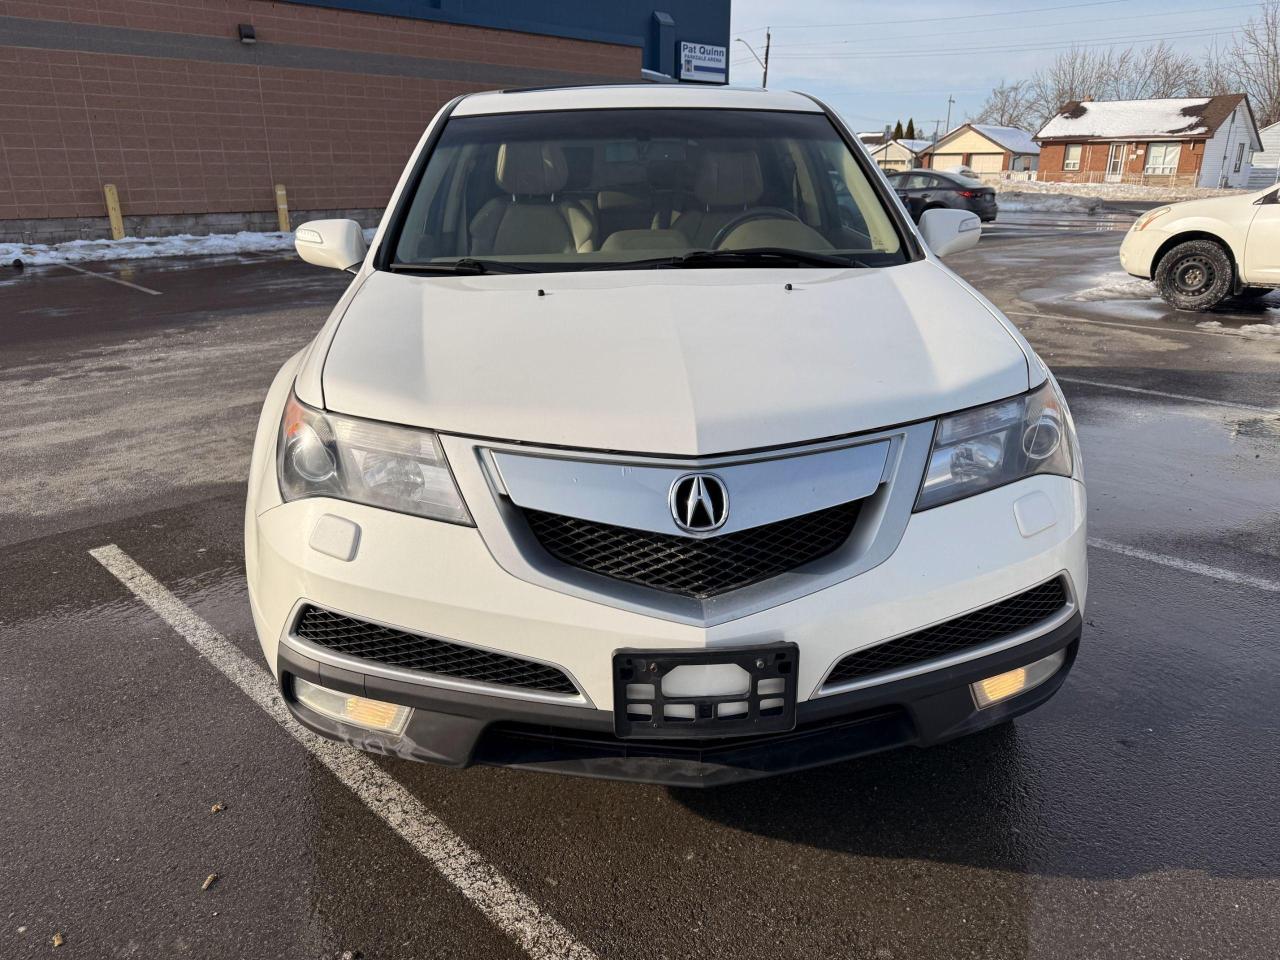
[735,30,770,89]
[762,27,771,89]
[944,95,955,134]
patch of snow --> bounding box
[1038,97,1212,140]
[998,192,1102,213]
[896,138,932,153]
[1240,322,1280,336]
[1196,320,1223,329]
[989,179,1246,203]
[970,124,1040,155]
[1069,273,1158,302]
[0,228,377,266]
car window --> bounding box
[389,108,909,272]
[899,174,930,189]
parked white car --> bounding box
[245,84,1086,787]
[1120,186,1280,310]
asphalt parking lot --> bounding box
[2,216,1278,959]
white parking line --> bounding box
[1088,538,1280,593]
[63,263,162,295]
[1056,376,1280,416]
[88,544,598,960]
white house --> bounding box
[869,138,931,171]
[1246,120,1280,188]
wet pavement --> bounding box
[1,221,1278,959]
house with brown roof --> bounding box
[919,123,1040,175]
[1034,94,1261,188]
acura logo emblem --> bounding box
[669,473,729,532]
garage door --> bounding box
[970,153,1004,173]
[931,153,964,170]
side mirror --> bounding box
[294,219,367,272]
[918,208,981,257]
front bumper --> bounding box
[1118,226,1169,279]
[248,455,1087,784]
[279,613,1080,787]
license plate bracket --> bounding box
[612,644,798,739]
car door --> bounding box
[890,174,928,222]
[1243,190,1280,285]
[914,174,951,208]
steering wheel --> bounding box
[709,207,804,249]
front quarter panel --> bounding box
[1125,196,1257,281]
[244,349,306,596]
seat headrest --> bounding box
[694,151,764,207]
[495,142,569,196]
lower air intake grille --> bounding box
[293,607,577,695]
[824,577,1070,687]
[522,501,861,599]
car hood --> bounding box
[1162,187,1271,219]
[321,261,1030,456]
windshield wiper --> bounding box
[389,258,532,275]
[654,248,868,269]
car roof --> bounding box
[891,168,966,182]
[453,84,824,117]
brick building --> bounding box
[0,0,729,242]
[1034,95,1261,189]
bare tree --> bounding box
[1013,42,1209,128]
[1200,42,1235,97]
[1126,42,1200,99]
[976,8,1280,129]
[1224,0,1280,125]
[1026,45,1111,127]
[970,80,1037,129]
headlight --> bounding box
[1133,206,1171,231]
[916,380,1074,511]
[278,392,471,524]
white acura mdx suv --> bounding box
[246,85,1086,787]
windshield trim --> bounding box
[374,92,466,272]
[796,92,925,263]
[375,100,923,275]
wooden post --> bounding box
[103,184,125,240]
[274,183,290,232]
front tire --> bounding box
[1154,239,1233,312]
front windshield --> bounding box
[389,108,909,272]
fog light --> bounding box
[971,650,1066,709]
[293,676,411,734]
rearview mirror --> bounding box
[294,219,368,272]
[918,208,981,258]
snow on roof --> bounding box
[871,138,931,156]
[1036,96,1246,140]
[970,124,1040,155]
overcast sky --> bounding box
[726,0,1263,136]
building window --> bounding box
[1235,142,1247,172]
[1063,143,1082,170]
[1145,142,1181,175]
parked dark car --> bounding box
[886,169,998,223]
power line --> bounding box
[769,25,1246,61]
[766,1,1263,50]
[735,0,1131,33]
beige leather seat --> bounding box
[470,143,595,256]
[671,150,765,249]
